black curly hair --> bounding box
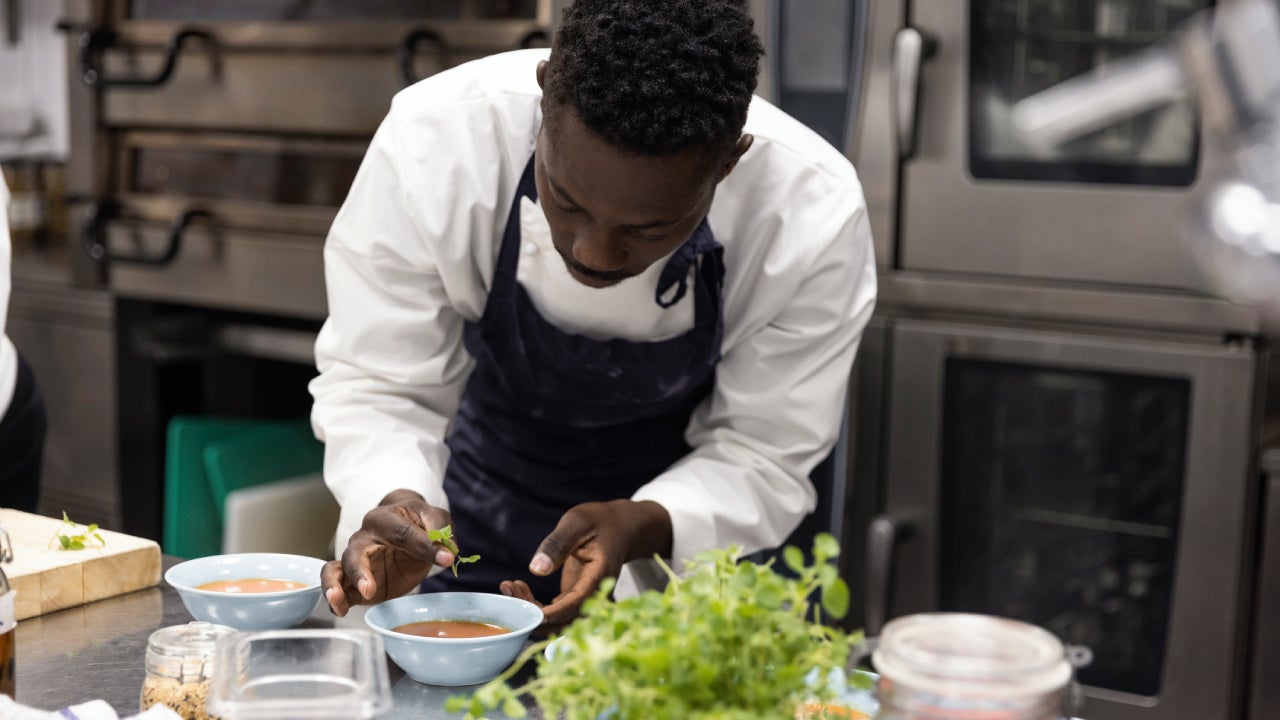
[543,0,764,161]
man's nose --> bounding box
[572,227,627,272]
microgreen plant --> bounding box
[48,511,106,551]
[446,533,866,720]
[427,525,480,576]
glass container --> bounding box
[872,613,1074,720]
[207,628,391,720]
[141,621,237,720]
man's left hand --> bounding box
[499,499,672,628]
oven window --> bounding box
[969,0,1210,185]
[940,358,1190,697]
[132,147,362,207]
[128,0,538,21]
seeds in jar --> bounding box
[141,675,218,720]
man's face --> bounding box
[535,108,719,289]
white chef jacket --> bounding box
[0,177,17,417]
[310,49,877,591]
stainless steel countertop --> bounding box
[13,558,524,719]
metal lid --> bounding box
[872,613,1073,700]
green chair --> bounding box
[163,416,324,559]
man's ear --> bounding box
[718,134,755,182]
[537,60,548,90]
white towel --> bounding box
[0,697,181,720]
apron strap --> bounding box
[655,218,718,309]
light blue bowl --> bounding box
[364,592,543,686]
[804,667,880,717]
[164,553,325,631]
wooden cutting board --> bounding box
[0,509,162,620]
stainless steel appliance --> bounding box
[857,0,1229,292]
[749,2,1280,720]
[58,0,552,541]
[868,319,1258,720]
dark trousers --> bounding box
[0,353,44,512]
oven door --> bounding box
[878,318,1255,720]
[873,0,1221,291]
[86,130,366,318]
[78,1,550,134]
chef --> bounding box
[0,176,46,513]
[314,0,877,626]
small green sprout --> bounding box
[427,525,480,576]
[48,511,106,551]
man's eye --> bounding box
[554,201,580,214]
[635,230,670,242]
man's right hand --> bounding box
[321,489,455,617]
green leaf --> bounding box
[813,533,840,561]
[86,524,98,533]
[782,546,805,574]
[451,544,858,719]
[821,577,850,620]
[818,564,838,588]
[444,697,469,712]
[58,535,71,549]
[501,696,527,718]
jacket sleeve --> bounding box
[626,188,877,588]
[309,112,477,558]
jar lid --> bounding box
[147,621,237,659]
[872,613,1073,699]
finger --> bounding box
[531,508,595,576]
[365,508,453,567]
[540,561,607,626]
[500,580,543,607]
[560,557,582,596]
[321,560,358,617]
[338,538,383,601]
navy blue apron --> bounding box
[421,154,725,603]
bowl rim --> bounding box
[364,591,544,643]
[164,553,326,597]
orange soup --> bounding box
[393,620,510,638]
[196,578,308,593]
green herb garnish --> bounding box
[446,533,866,720]
[427,525,480,576]
[48,511,106,551]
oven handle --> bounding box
[519,30,549,49]
[83,205,214,267]
[865,513,911,638]
[76,27,216,88]
[399,28,449,86]
[891,27,936,159]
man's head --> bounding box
[534,0,764,288]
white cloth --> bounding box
[0,177,18,417]
[309,49,878,590]
[0,697,181,720]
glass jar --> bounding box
[0,526,15,700]
[872,613,1074,720]
[141,621,237,720]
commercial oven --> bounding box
[817,2,1280,719]
[59,0,553,542]
[862,318,1262,720]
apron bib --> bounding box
[422,154,725,602]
